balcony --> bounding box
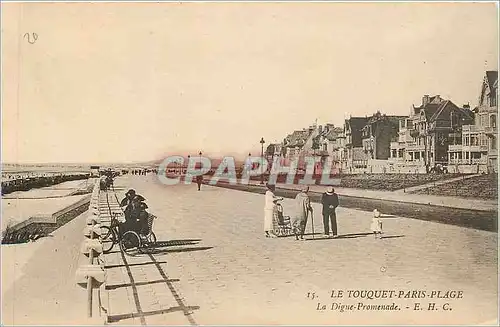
[449,158,487,165]
[390,141,404,149]
[448,144,462,152]
[407,142,425,151]
[460,145,489,152]
[484,126,497,135]
[462,125,478,133]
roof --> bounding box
[284,129,312,148]
[323,126,343,141]
[366,112,407,125]
[427,100,474,122]
[345,117,368,133]
[422,103,442,120]
[486,71,498,91]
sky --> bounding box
[1,2,498,164]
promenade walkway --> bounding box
[241,180,497,212]
[98,175,497,325]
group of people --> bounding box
[264,184,339,240]
[120,189,150,236]
[264,184,384,240]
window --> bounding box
[492,136,497,150]
[490,115,496,128]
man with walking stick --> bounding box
[292,186,314,241]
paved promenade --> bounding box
[101,175,497,325]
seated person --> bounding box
[121,195,149,235]
[120,189,136,207]
[121,189,136,220]
[137,202,150,236]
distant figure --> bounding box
[196,175,203,191]
[292,186,313,241]
[264,183,279,238]
[321,186,339,238]
[371,209,383,239]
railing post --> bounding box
[87,219,95,318]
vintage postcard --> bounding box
[1,1,498,326]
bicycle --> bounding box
[101,213,157,255]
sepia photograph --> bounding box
[1,1,498,325]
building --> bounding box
[448,71,498,172]
[361,111,407,160]
[343,117,370,170]
[309,124,345,173]
[282,125,317,170]
[389,95,474,172]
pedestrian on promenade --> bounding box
[292,186,313,241]
[371,209,383,239]
[321,186,339,238]
[264,183,280,238]
[196,175,203,191]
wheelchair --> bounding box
[119,214,157,255]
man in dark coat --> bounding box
[196,175,203,191]
[321,186,339,238]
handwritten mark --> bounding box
[23,33,38,44]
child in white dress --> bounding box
[371,209,383,239]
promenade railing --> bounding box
[75,180,106,321]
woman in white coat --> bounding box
[264,184,281,238]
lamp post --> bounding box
[260,137,265,185]
[199,151,202,173]
[187,155,191,175]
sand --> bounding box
[1,211,103,325]
[1,195,88,232]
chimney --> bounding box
[463,103,470,110]
[423,95,430,106]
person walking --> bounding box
[321,186,339,238]
[196,175,203,191]
[264,183,280,238]
[292,186,313,241]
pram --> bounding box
[272,199,294,237]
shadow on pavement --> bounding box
[152,239,202,247]
[105,278,180,290]
[381,234,405,239]
[304,232,373,241]
[107,305,200,323]
[105,261,168,269]
[145,246,213,255]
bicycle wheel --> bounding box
[120,231,140,255]
[101,226,116,254]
